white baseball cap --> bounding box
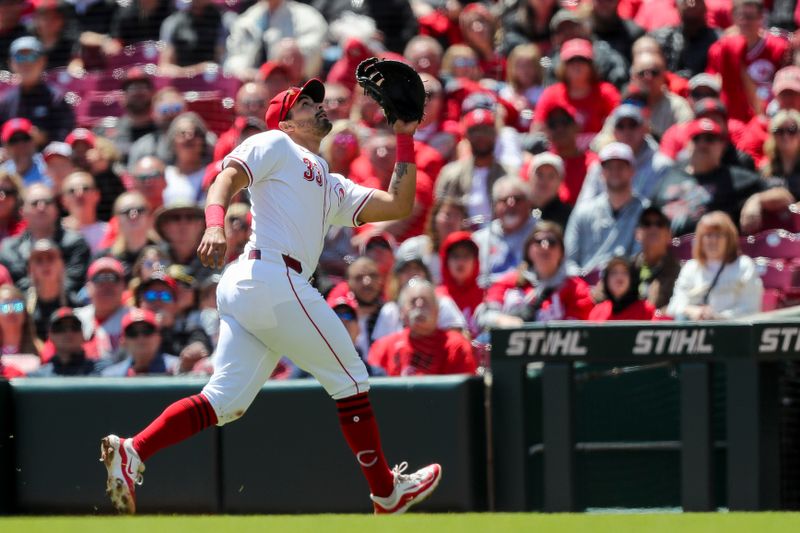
[530,152,565,178]
[688,73,722,93]
[599,142,635,166]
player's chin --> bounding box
[316,117,333,136]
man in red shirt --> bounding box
[543,106,598,205]
[212,82,270,162]
[706,0,790,122]
[368,279,476,377]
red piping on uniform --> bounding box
[285,267,360,393]
[226,155,255,186]
[352,189,375,227]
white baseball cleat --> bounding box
[99,434,145,514]
[370,462,442,515]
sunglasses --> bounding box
[0,187,17,200]
[27,198,56,208]
[134,171,163,182]
[143,289,173,303]
[453,57,478,68]
[690,89,718,100]
[13,51,41,64]
[0,300,24,315]
[125,324,157,338]
[639,219,667,229]
[117,206,148,219]
[157,102,185,116]
[773,125,799,137]
[91,272,122,284]
[7,133,32,145]
[547,117,574,129]
[65,185,96,196]
[164,212,201,223]
[533,236,559,247]
[336,311,356,322]
[51,321,82,334]
[693,133,721,144]
[635,68,663,78]
[614,120,640,131]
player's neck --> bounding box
[289,132,322,154]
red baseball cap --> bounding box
[65,128,96,148]
[687,118,723,139]
[561,38,594,62]
[264,78,325,130]
[1,118,33,144]
[462,108,496,131]
[121,308,158,332]
[327,292,358,312]
[87,257,125,279]
[258,61,290,81]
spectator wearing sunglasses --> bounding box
[652,118,786,236]
[29,308,98,376]
[632,206,681,312]
[128,88,186,173]
[99,308,179,377]
[130,156,168,212]
[96,192,161,280]
[578,104,673,212]
[111,67,157,164]
[74,257,130,361]
[0,283,38,358]
[154,198,213,282]
[0,183,90,296]
[60,172,107,254]
[134,271,212,373]
[477,221,594,330]
[0,118,50,187]
[627,51,692,140]
[762,110,800,199]
[0,37,75,146]
[565,142,645,274]
[650,0,721,80]
[0,168,25,241]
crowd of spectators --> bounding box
[4,0,800,380]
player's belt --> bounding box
[248,250,302,275]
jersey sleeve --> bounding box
[328,172,377,228]
[222,131,288,187]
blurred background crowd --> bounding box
[1,0,800,379]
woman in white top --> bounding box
[667,211,763,320]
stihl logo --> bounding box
[758,328,800,353]
[505,330,587,357]
[632,329,713,355]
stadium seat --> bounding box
[740,229,800,260]
[754,258,797,291]
[761,288,784,311]
[184,91,235,135]
[106,41,162,70]
[670,233,694,261]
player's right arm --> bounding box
[196,162,250,269]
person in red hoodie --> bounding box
[436,231,483,338]
[476,220,594,329]
[588,256,657,321]
[368,279,477,377]
[326,37,372,92]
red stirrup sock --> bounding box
[336,392,395,498]
[132,393,218,462]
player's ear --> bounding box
[278,120,293,133]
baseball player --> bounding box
[99,76,441,514]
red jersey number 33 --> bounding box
[303,158,323,186]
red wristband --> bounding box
[396,134,415,163]
[205,204,225,228]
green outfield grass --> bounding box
[2,513,800,533]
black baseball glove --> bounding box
[356,57,425,125]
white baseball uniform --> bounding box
[201,130,377,424]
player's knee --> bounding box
[201,388,249,426]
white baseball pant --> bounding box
[201,249,370,425]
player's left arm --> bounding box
[357,120,419,223]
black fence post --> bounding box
[490,360,528,511]
[542,362,575,512]
[680,362,714,511]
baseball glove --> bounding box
[356,57,425,125]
